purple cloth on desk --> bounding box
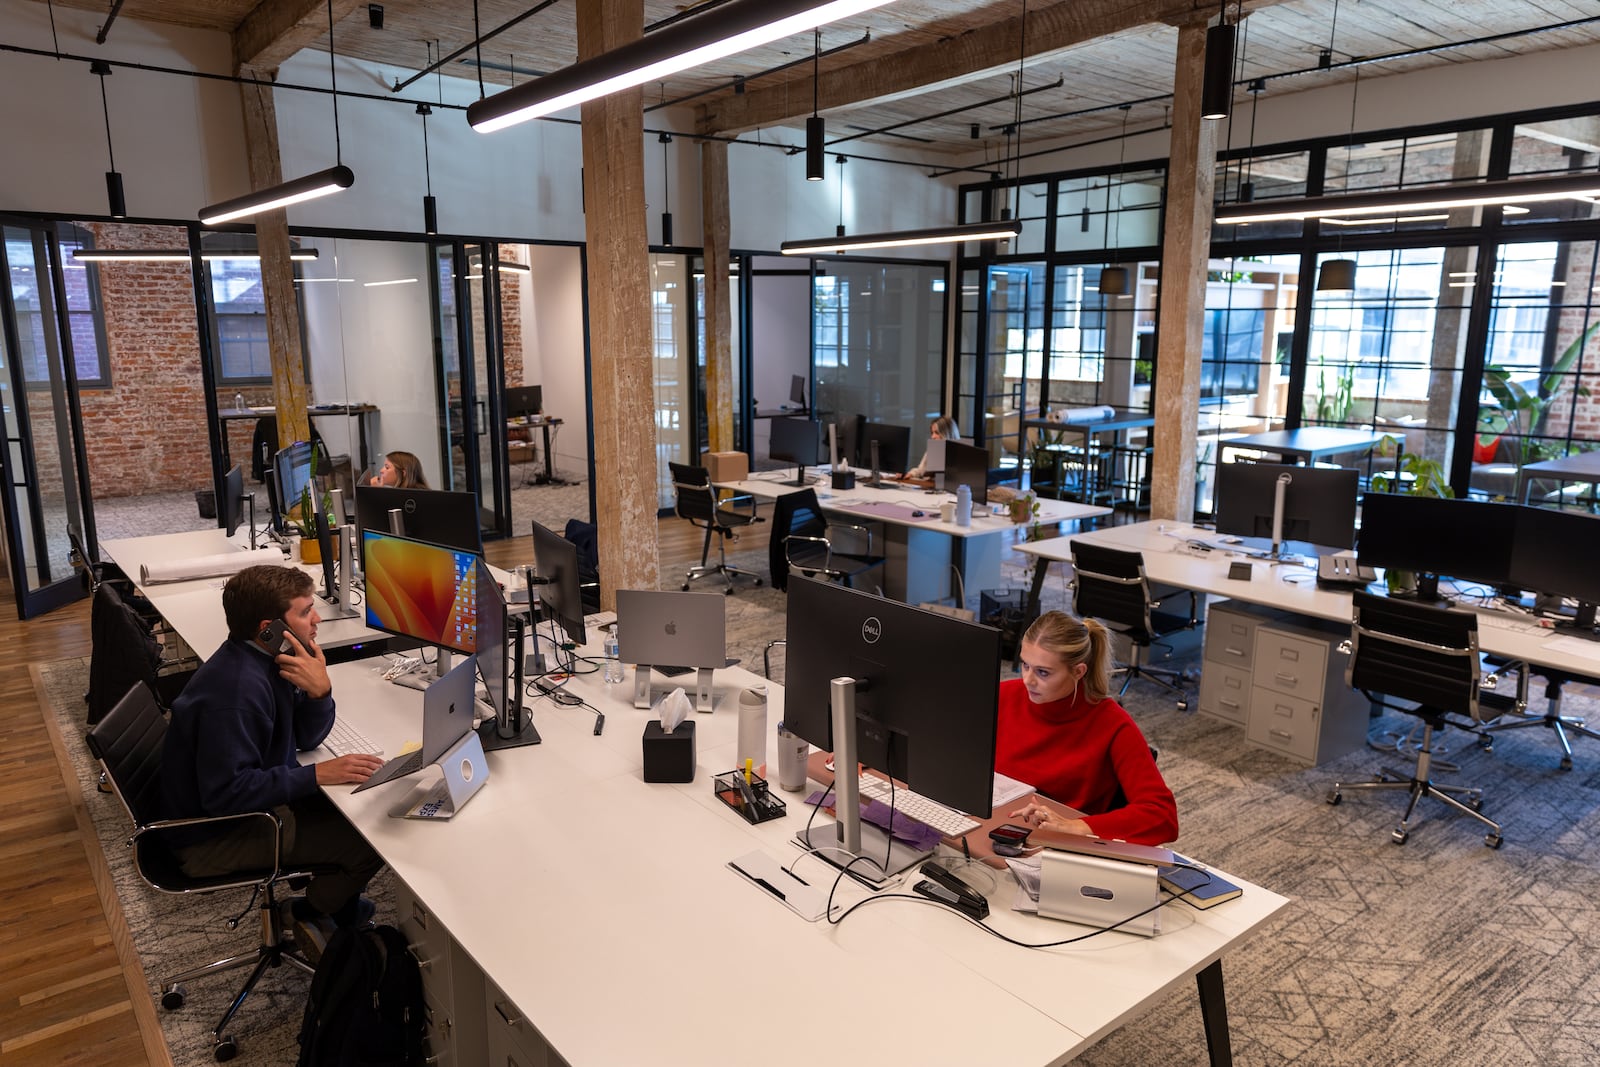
[835,501,936,521]
[805,789,946,851]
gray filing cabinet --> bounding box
[1198,600,1369,765]
[393,876,488,1066]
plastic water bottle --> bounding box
[955,483,973,527]
[603,627,624,683]
[234,391,246,412]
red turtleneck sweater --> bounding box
[993,678,1178,845]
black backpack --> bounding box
[296,924,426,1067]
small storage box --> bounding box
[702,451,750,483]
[642,720,696,783]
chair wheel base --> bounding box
[1391,828,1409,845]
[1560,756,1573,771]
[213,1035,238,1061]
[161,984,186,1010]
[1485,833,1503,849]
[1326,790,1341,806]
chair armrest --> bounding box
[826,521,875,556]
[1151,586,1198,626]
[785,534,831,569]
[716,490,761,521]
[138,809,286,873]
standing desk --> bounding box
[1219,427,1388,467]
[506,414,565,485]
[219,404,380,473]
[720,472,1109,603]
[318,637,1287,1067]
[1520,450,1600,508]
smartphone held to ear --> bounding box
[257,618,292,654]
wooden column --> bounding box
[700,139,734,454]
[1149,20,1218,523]
[578,0,660,605]
[236,65,310,450]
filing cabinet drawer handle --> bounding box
[406,944,434,970]
[495,1000,522,1027]
[1220,698,1241,710]
[1279,648,1301,662]
[1269,728,1293,741]
[1274,673,1298,687]
[1224,646,1246,658]
[1273,704,1293,717]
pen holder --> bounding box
[714,770,787,824]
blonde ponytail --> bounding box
[1022,610,1111,704]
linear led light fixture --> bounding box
[363,277,419,287]
[780,219,1022,255]
[466,0,894,133]
[73,249,321,263]
[198,165,355,226]
[1217,173,1600,225]
[496,261,532,275]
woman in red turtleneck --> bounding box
[997,611,1178,846]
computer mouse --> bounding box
[911,510,926,517]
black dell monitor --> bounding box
[474,557,540,749]
[505,384,543,419]
[769,417,823,487]
[860,421,911,474]
[784,576,1001,885]
[1509,506,1600,628]
[362,529,481,655]
[1357,493,1518,602]
[532,519,587,647]
[942,439,989,505]
[354,486,483,560]
[1214,461,1358,558]
[221,463,246,538]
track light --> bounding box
[1217,174,1600,225]
[467,0,892,133]
[780,220,1022,255]
[200,166,355,226]
[1201,21,1236,120]
[72,248,321,263]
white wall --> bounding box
[748,256,814,464]
[522,244,590,476]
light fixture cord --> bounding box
[422,44,434,196]
[46,0,60,58]
[661,85,670,209]
[473,0,486,98]
[1011,0,1028,213]
[1111,105,1129,252]
[1327,0,1341,59]
[813,29,820,117]
[837,156,845,231]
[327,0,341,164]
[97,69,116,171]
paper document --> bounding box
[1542,634,1600,661]
[992,772,1035,809]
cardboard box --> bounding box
[702,451,749,483]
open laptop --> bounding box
[615,589,728,712]
[353,655,477,793]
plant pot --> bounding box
[1009,498,1032,524]
[1385,568,1416,596]
[297,536,339,566]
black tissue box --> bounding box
[642,720,696,783]
[831,470,856,490]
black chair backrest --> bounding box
[768,488,828,591]
[86,681,169,829]
[1348,590,1481,717]
[669,462,719,525]
[562,519,601,614]
[88,582,162,726]
[1070,540,1153,638]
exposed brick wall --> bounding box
[501,270,524,386]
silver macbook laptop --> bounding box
[615,589,727,712]
[353,655,477,793]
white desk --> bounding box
[1017,521,1600,675]
[101,529,381,660]
[320,641,1287,1067]
[724,472,1111,602]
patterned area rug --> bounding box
[45,558,1600,1065]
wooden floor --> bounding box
[0,523,711,1067]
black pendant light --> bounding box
[91,60,126,218]
[806,29,825,181]
[1099,105,1133,296]
[1200,0,1235,121]
[659,130,674,247]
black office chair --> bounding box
[1327,591,1508,848]
[1477,663,1600,771]
[1068,540,1196,706]
[86,682,323,1061]
[562,519,602,614]
[773,487,885,591]
[88,581,196,727]
[669,461,764,594]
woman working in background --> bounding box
[998,611,1178,846]
[905,416,960,479]
[368,451,429,490]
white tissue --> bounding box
[657,686,693,734]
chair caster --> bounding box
[1466,796,1484,813]
[161,984,186,1010]
[1391,828,1409,845]
[1477,734,1493,751]
[681,583,690,591]
[213,1034,238,1061]
[1560,756,1573,771]
[724,587,734,595]
[754,578,763,587]
[1326,790,1341,806]
[1176,697,1189,712]
[1485,833,1503,849]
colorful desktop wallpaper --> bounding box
[364,534,479,654]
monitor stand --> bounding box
[1245,471,1303,565]
[480,617,541,749]
[634,665,715,713]
[394,647,452,691]
[782,464,810,488]
[792,677,933,890]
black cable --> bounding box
[327,0,341,165]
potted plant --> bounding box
[289,451,337,564]
[1476,322,1597,485]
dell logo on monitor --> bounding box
[862,617,882,644]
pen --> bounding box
[744,757,753,785]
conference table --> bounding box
[314,627,1287,1066]
[719,470,1111,603]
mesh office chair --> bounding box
[669,461,764,593]
[1328,591,1507,848]
[1069,540,1196,706]
[86,682,323,1061]
[775,487,885,591]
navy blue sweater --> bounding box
[162,637,335,829]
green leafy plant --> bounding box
[1476,321,1597,468]
[290,448,336,541]
[1306,357,1355,425]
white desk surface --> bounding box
[321,640,1287,1066]
[101,529,381,660]
[1023,521,1600,675]
[722,473,1111,538]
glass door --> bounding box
[433,241,507,539]
[0,221,95,618]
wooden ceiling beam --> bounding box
[234,0,366,73]
[695,0,1294,136]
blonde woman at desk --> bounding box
[999,611,1179,846]
[905,416,961,479]
[368,450,429,489]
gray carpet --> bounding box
[45,552,1600,1064]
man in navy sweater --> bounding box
[163,565,385,932]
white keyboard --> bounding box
[855,775,980,837]
[584,611,617,631]
[322,718,382,757]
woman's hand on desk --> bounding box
[317,753,385,786]
[1010,801,1092,838]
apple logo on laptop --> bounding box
[665,620,677,636]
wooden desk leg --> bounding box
[1196,958,1233,1066]
[1026,556,1050,618]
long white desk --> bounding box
[320,638,1287,1067]
[1018,520,1600,674]
[101,529,382,660]
[723,471,1110,603]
